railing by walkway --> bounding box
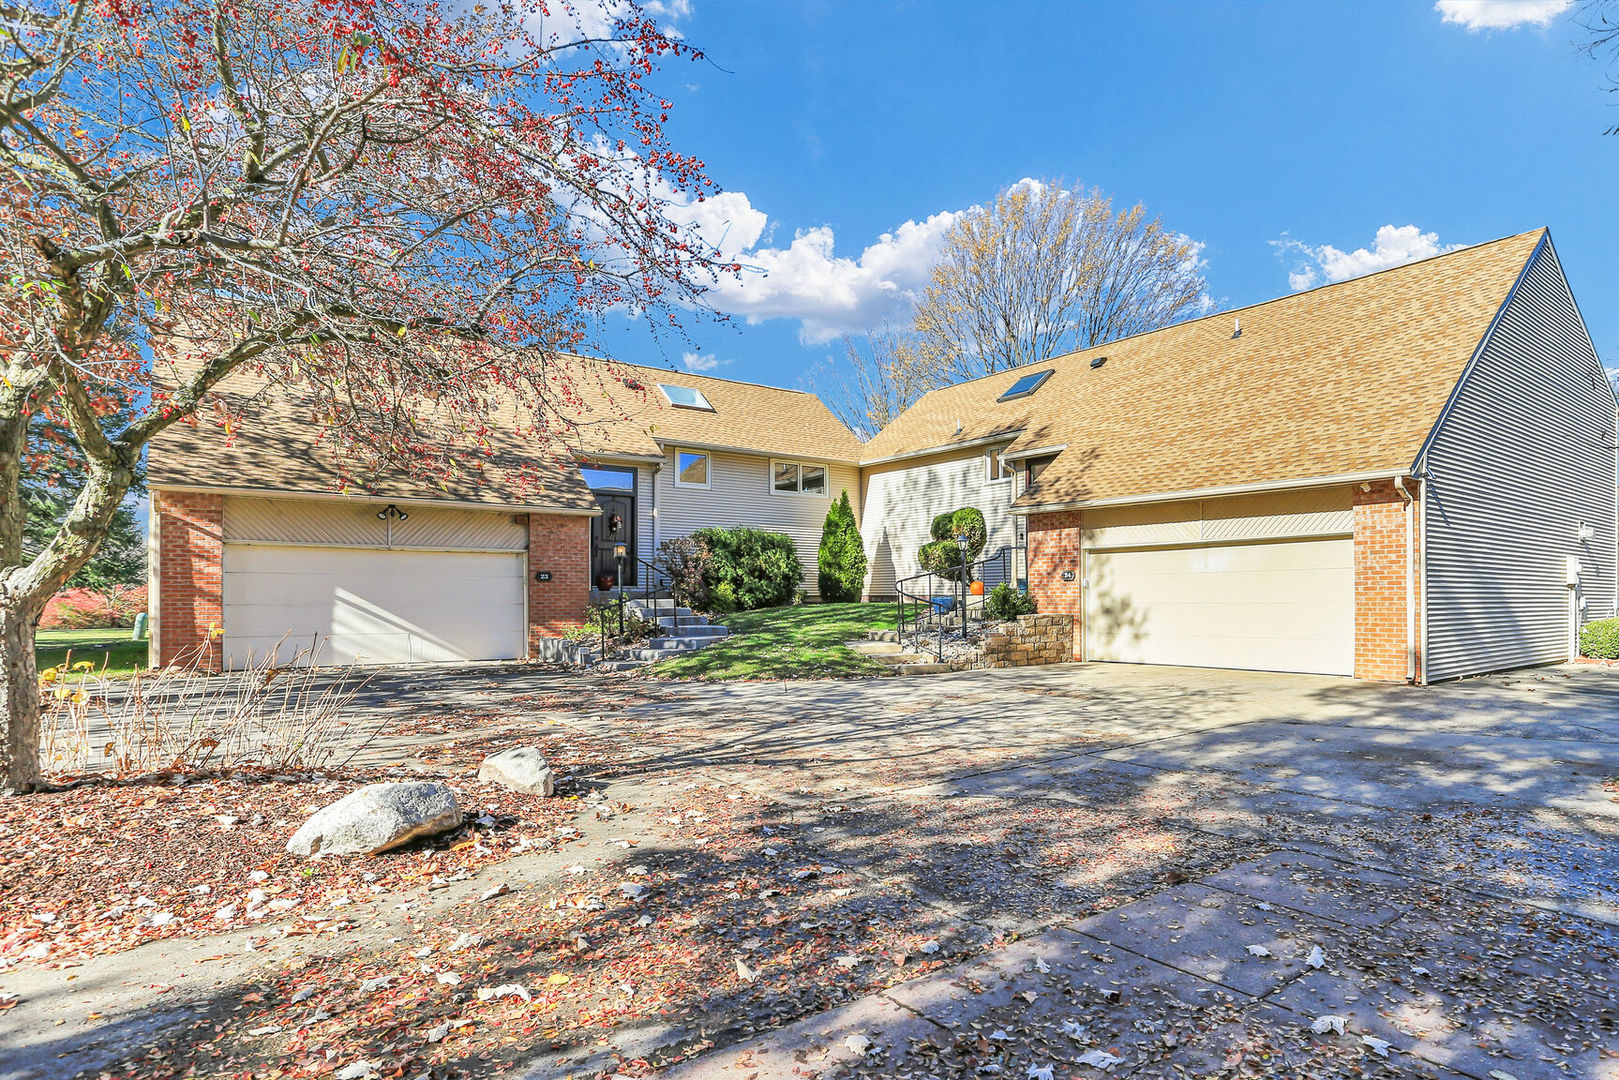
[893,544,1027,662]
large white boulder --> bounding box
[477,746,557,796]
[286,782,462,857]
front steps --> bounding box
[851,636,954,676]
[589,598,728,672]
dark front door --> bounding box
[591,491,636,588]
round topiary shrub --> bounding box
[1580,617,1619,659]
[917,507,987,582]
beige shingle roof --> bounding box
[861,229,1545,510]
[147,352,860,509]
[557,357,864,464]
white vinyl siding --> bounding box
[1420,241,1619,681]
[860,449,1020,599]
[653,449,861,597]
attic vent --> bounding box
[1089,355,1107,370]
[997,369,1054,402]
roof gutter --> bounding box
[1009,468,1410,516]
[1002,443,1068,461]
[149,483,603,517]
[659,438,860,465]
[859,432,1019,467]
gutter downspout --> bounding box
[650,459,662,557]
[1393,475,1416,684]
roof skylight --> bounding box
[659,383,714,411]
[997,369,1053,403]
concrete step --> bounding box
[874,652,927,666]
[594,659,648,672]
[851,641,905,656]
[666,624,727,638]
[654,614,711,629]
[625,647,692,662]
[647,635,727,651]
[897,662,954,675]
[627,601,693,618]
[865,630,901,643]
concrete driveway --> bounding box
[7,660,1617,1080]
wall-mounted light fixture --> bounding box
[376,504,408,521]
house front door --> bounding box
[590,491,636,588]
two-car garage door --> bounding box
[1078,491,1357,677]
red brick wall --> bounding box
[1026,510,1084,658]
[1353,479,1421,683]
[527,513,590,648]
[154,490,223,670]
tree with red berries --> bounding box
[1,0,729,790]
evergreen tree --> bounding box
[817,490,867,602]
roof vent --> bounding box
[955,418,963,436]
[1231,318,1242,340]
[1089,355,1107,370]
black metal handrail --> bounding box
[893,544,1026,661]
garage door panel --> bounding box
[1084,538,1353,676]
[223,545,526,668]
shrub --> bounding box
[1581,617,1619,660]
[658,535,711,609]
[985,583,1037,620]
[817,490,867,602]
[40,586,146,630]
[918,506,988,582]
[693,526,802,612]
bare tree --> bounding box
[813,327,922,441]
[0,0,728,790]
[1579,1,1619,132]
[906,179,1208,388]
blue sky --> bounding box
[600,0,1614,393]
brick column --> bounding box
[527,513,590,650]
[1353,479,1421,682]
[1026,510,1084,659]
[154,490,223,670]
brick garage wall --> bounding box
[1353,479,1421,682]
[979,613,1074,668]
[1026,510,1084,658]
[153,490,223,669]
[527,513,590,649]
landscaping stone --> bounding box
[286,782,462,857]
[476,746,557,796]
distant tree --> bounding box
[814,327,922,441]
[24,411,144,593]
[906,179,1208,387]
[0,0,726,791]
[816,490,866,602]
[1579,1,1619,133]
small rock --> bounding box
[286,782,463,858]
[476,747,557,796]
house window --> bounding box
[997,369,1054,402]
[659,383,714,411]
[987,447,1013,483]
[771,459,828,496]
[1025,453,1058,491]
[581,465,636,491]
[675,450,710,487]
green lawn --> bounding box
[37,628,149,677]
[642,602,898,681]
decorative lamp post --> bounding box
[614,543,627,636]
[954,533,970,639]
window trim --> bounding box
[769,457,831,497]
[986,446,1013,484]
[673,448,712,489]
[658,383,715,411]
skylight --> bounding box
[997,369,1053,403]
[659,383,714,411]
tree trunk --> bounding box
[0,601,43,793]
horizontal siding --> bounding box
[1084,488,1353,549]
[1423,242,1619,681]
[652,448,861,597]
[860,447,1019,598]
[223,496,527,551]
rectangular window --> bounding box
[1026,453,1057,489]
[987,447,1012,483]
[770,459,830,496]
[675,450,709,487]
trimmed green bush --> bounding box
[817,490,867,602]
[1580,617,1619,659]
[693,526,802,612]
[985,583,1037,620]
[918,506,988,582]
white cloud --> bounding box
[1273,225,1462,291]
[1434,0,1570,32]
[680,351,725,372]
[704,209,963,345]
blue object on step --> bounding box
[930,596,956,614]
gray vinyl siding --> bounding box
[1422,240,1619,681]
[651,448,861,598]
[860,447,1020,599]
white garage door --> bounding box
[1083,538,1353,676]
[223,545,526,668]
